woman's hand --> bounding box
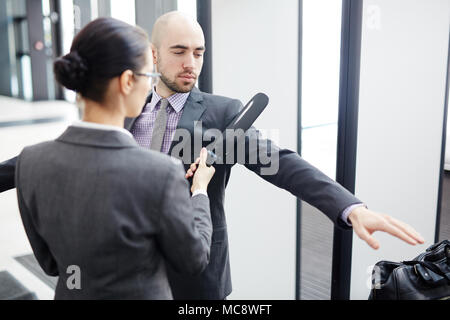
[190,148,215,193]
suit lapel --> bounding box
[174,88,205,129]
[169,87,206,155]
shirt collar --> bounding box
[71,121,133,138]
[148,86,190,114]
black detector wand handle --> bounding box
[206,92,269,164]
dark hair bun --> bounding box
[53,51,89,92]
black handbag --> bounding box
[368,239,450,300]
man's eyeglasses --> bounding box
[134,72,161,85]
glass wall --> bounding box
[438,74,450,242]
[0,0,63,101]
[300,0,342,300]
[350,0,449,299]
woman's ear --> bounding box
[119,70,134,95]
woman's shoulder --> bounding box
[19,140,58,160]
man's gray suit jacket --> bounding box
[124,87,362,299]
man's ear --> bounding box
[151,43,158,65]
[119,70,134,95]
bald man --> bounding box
[0,11,424,300]
[129,11,424,299]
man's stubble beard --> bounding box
[158,71,195,94]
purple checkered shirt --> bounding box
[131,87,190,154]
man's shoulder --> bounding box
[192,89,242,121]
[193,88,241,107]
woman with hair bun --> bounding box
[15,17,215,299]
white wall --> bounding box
[211,0,299,299]
[350,0,450,299]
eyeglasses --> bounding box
[134,72,161,85]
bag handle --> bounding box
[426,239,450,252]
[402,260,450,282]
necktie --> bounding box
[150,98,169,151]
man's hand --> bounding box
[348,206,425,250]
